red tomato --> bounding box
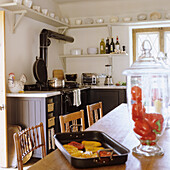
[132,102,146,121]
[131,86,142,102]
[68,141,84,150]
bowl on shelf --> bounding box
[32,5,41,12]
[23,0,33,8]
[70,48,82,55]
[150,12,161,20]
[87,47,98,54]
[13,0,23,5]
[96,18,104,24]
[49,12,55,18]
[41,8,49,16]
[75,19,82,25]
[122,16,132,22]
[84,18,94,24]
[110,16,119,23]
[137,14,147,21]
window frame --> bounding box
[132,27,170,61]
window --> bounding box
[133,27,170,64]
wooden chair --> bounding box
[13,122,46,170]
[59,110,85,133]
[86,101,103,127]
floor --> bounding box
[0,158,40,170]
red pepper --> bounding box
[131,86,142,102]
[132,102,146,121]
[68,141,84,150]
[140,131,156,141]
[144,113,164,134]
[133,119,152,137]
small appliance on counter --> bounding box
[65,73,79,88]
[104,64,113,85]
[81,73,98,85]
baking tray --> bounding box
[54,131,130,169]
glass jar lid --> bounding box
[123,40,169,75]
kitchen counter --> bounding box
[6,86,90,98]
[6,91,61,98]
[91,85,126,89]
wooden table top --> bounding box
[29,104,170,170]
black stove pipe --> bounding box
[40,29,74,65]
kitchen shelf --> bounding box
[59,53,128,70]
[0,2,69,32]
[59,53,128,58]
[70,19,170,29]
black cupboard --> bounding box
[89,89,127,116]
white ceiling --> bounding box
[54,0,170,18]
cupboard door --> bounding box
[90,89,126,116]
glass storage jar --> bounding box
[123,40,169,156]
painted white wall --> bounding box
[3,0,66,90]
[64,25,130,84]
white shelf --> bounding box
[70,20,170,29]
[59,53,128,58]
[0,2,69,29]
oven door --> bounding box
[61,91,80,115]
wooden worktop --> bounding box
[28,104,170,170]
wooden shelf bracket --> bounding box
[12,10,27,33]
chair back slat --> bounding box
[86,102,103,127]
[14,122,46,170]
[59,110,85,133]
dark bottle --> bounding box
[105,37,110,54]
[115,36,120,53]
[110,37,115,53]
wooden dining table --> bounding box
[28,103,170,170]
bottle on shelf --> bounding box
[115,36,120,53]
[105,37,110,54]
[100,38,106,54]
[110,37,115,53]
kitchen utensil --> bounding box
[54,131,130,169]
[104,65,113,85]
[48,78,65,88]
[87,47,98,54]
[33,56,47,84]
[123,40,169,156]
[137,14,147,21]
[70,48,82,55]
[53,70,64,80]
[150,12,161,20]
[65,74,77,81]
